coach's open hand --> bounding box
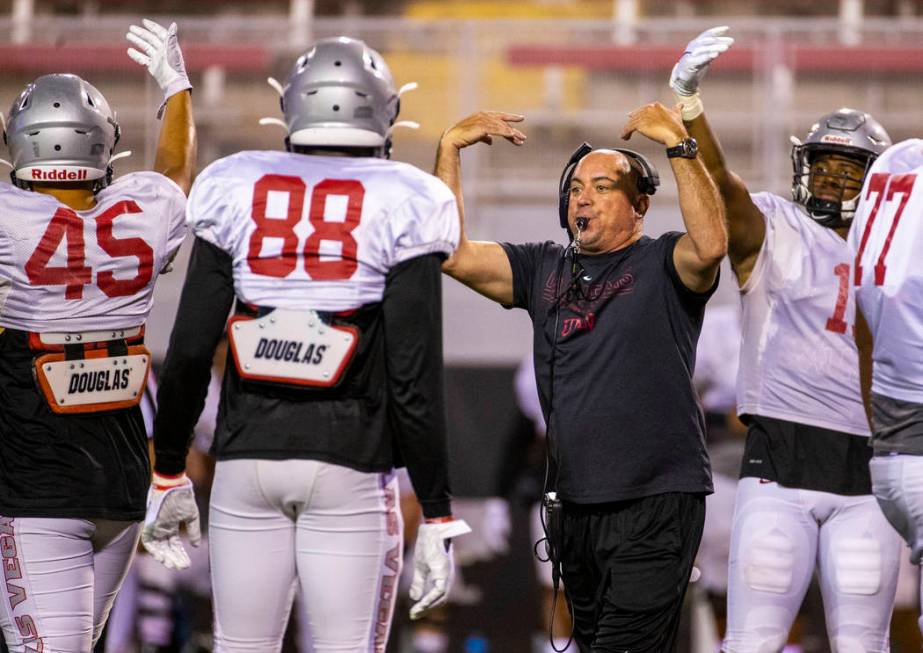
[621,102,689,148]
[440,111,527,149]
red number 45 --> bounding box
[25,200,154,299]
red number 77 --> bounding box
[853,172,916,287]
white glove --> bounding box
[670,26,734,97]
[141,472,201,570]
[408,518,471,620]
[126,19,192,118]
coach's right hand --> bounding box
[142,472,201,570]
[439,111,526,150]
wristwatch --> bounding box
[666,137,698,159]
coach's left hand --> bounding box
[409,518,472,620]
[621,102,689,148]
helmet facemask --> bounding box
[790,107,891,229]
[791,144,874,228]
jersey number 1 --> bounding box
[248,174,364,281]
[25,201,154,299]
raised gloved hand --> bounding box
[126,18,192,117]
[141,472,200,570]
[409,518,471,620]
[669,26,734,120]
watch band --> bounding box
[666,137,698,159]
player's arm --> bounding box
[669,26,765,286]
[384,253,451,519]
[144,237,234,570]
[127,19,196,194]
[436,111,526,305]
[383,253,471,619]
[855,305,875,431]
[153,237,233,474]
[622,103,727,292]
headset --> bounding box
[557,142,660,232]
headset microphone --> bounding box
[571,218,588,275]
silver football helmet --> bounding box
[3,74,120,189]
[791,107,891,227]
[280,37,400,155]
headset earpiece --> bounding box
[558,142,593,231]
[558,143,660,232]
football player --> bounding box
[0,18,194,652]
[141,37,469,652]
[670,26,902,650]
[850,138,923,636]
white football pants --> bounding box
[722,478,901,653]
[870,454,923,636]
[209,459,403,653]
[0,516,140,653]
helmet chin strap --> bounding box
[266,77,285,98]
[109,150,132,164]
[258,117,289,131]
[398,82,418,97]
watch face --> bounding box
[682,138,698,157]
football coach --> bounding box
[435,103,727,652]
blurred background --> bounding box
[3,1,923,651]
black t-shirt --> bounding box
[0,329,149,520]
[501,233,715,503]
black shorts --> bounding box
[561,492,705,653]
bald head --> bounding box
[566,149,651,253]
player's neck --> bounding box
[834,225,849,240]
[31,184,97,211]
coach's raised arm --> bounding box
[433,105,726,652]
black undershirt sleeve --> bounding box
[383,253,452,519]
[153,237,235,475]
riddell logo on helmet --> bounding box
[821,135,852,145]
[30,168,88,180]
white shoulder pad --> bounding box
[110,170,185,204]
[386,169,459,267]
[186,155,247,251]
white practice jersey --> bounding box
[694,303,741,414]
[737,192,869,436]
[0,173,186,332]
[849,139,923,404]
[187,150,459,311]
